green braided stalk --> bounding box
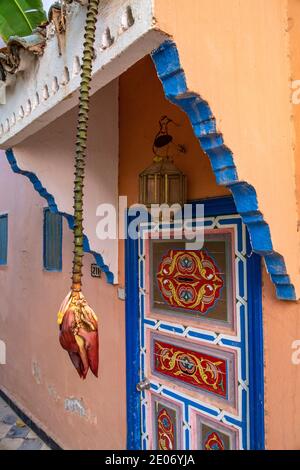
[72,0,100,294]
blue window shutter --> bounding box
[0,214,8,265]
[43,209,62,271]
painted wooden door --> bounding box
[133,210,263,450]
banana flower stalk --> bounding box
[57,0,100,379]
[58,292,98,379]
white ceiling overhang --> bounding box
[0,0,165,148]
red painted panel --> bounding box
[157,250,224,314]
[157,407,176,450]
[154,340,227,397]
[204,432,225,450]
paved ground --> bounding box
[0,396,50,450]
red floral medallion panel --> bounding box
[192,411,239,450]
[149,234,235,330]
[156,249,224,315]
[152,396,182,450]
[154,339,227,398]
[204,431,225,450]
[157,407,175,450]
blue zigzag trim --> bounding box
[151,40,296,301]
[5,148,114,284]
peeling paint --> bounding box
[47,384,61,403]
[31,361,42,385]
[64,397,86,417]
[64,397,97,424]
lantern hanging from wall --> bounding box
[139,116,187,208]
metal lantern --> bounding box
[139,157,187,207]
[139,116,187,208]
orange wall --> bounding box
[154,0,300,297]
[289,0,300,220]
[0,152,126,450]
[262,272,300,449]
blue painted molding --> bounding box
[190,195,237,217]
[151,40,296,301]
[5,148,114,284]
[125,214,141,450]
[247,235,265,450]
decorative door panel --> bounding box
[190,411,239,450]
[148,332,238,411]
[145,229,236,333]
[150,394,183,450]
[137,215,252,450]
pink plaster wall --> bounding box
[0,152,126,450]
[12,80,119,282]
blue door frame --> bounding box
[125,196,265,450]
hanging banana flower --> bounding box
[57,0,100,379]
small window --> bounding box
[43,209,62,271]
[0,214,8,266]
